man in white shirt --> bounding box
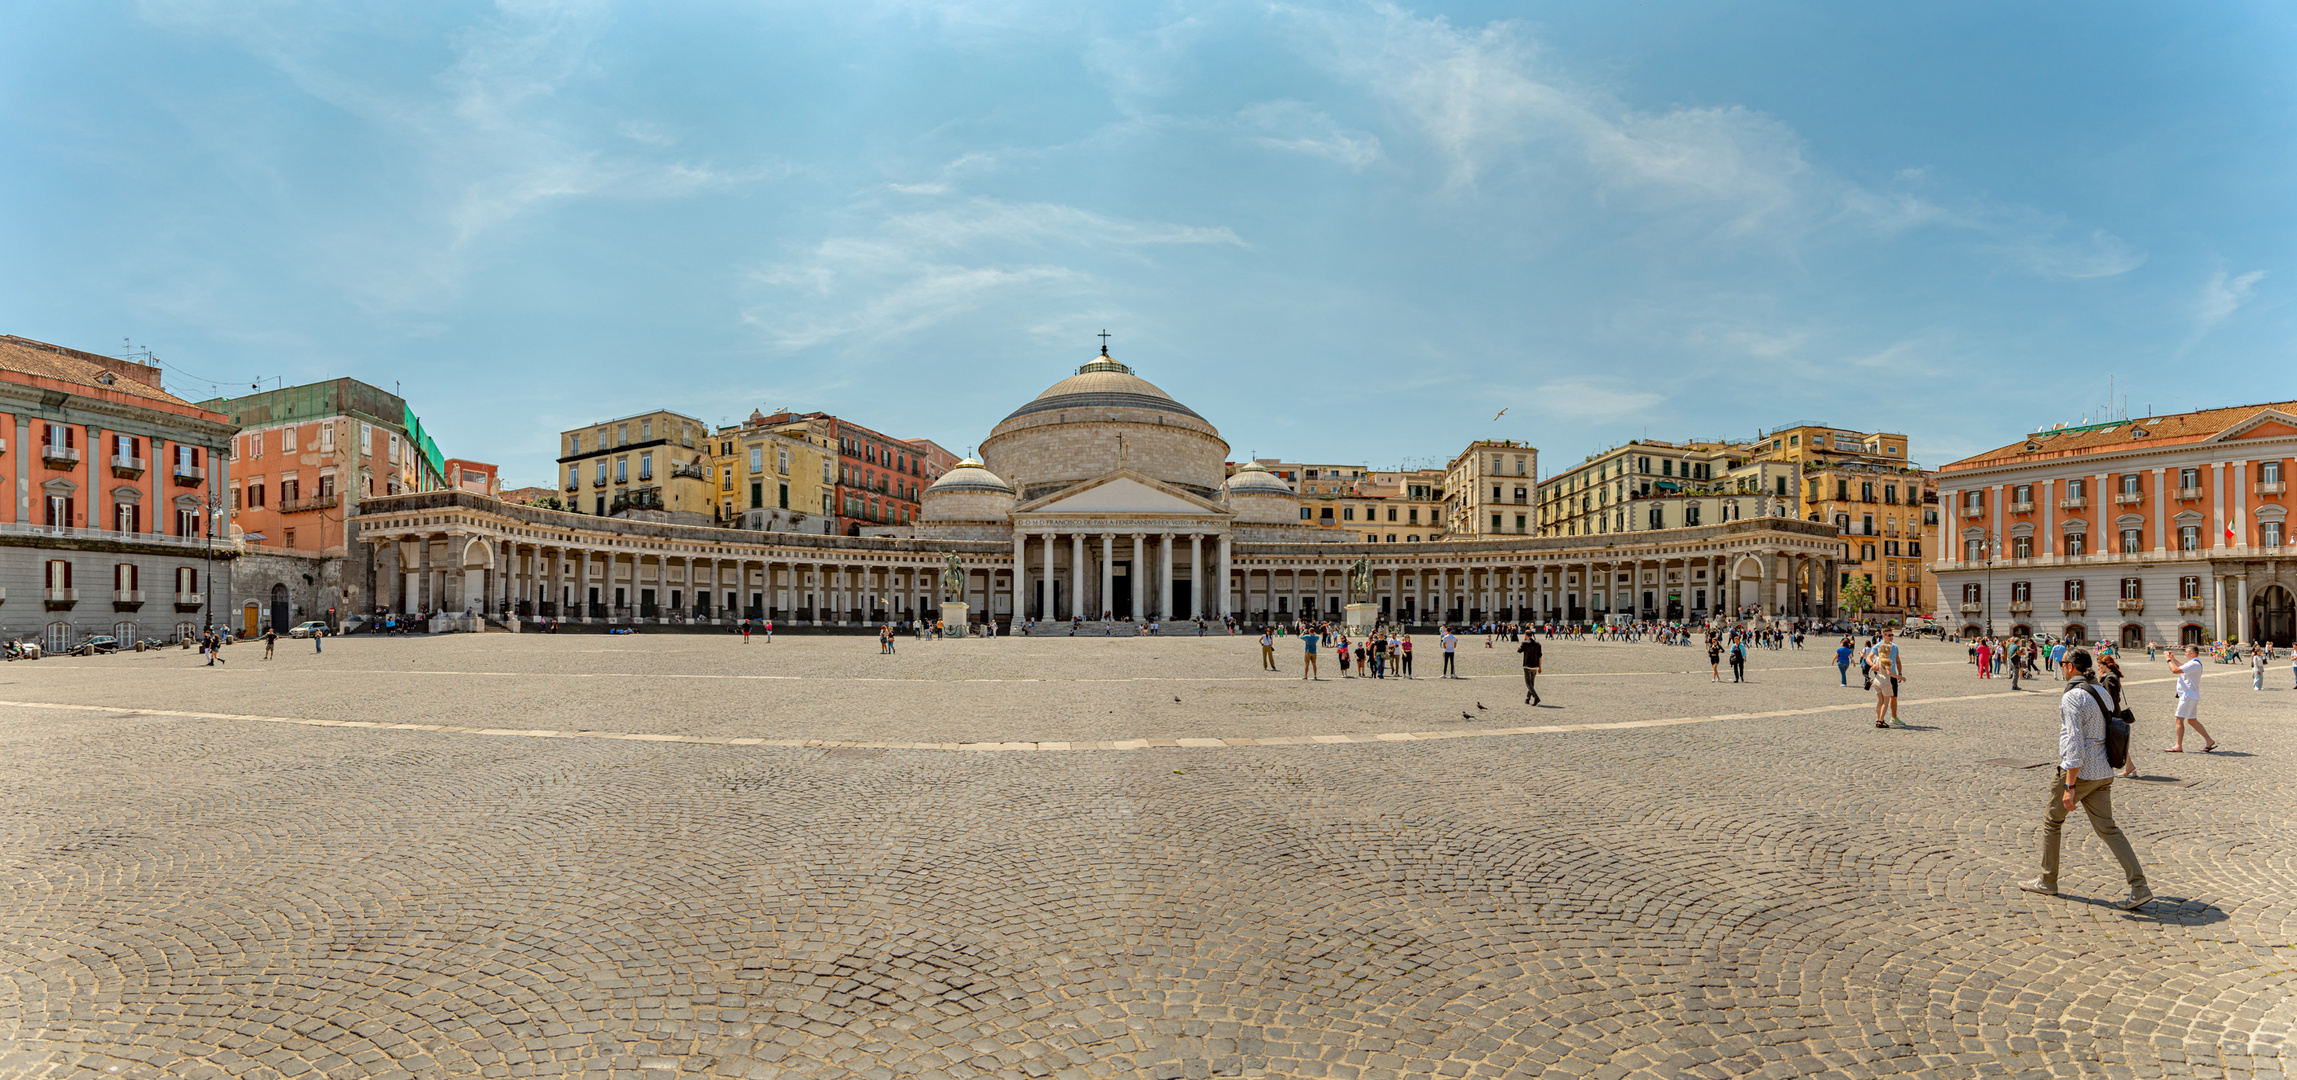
[1440,629,1459,678]
[2022,648,2153,909]
[2165,644,2217,753]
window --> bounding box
[1885,484,1898,505]
[247,482,265,508]
[1662,459,1673,477]
[2064,533,2086,556]
[2120,529,2141,554]
[639,452,653,481]
[45,494,73,527]
[2267,522,2285,547]
[1775,476,1788,497]
[1300,507,1312,520]
[116,502,139,532]
[283,528,296,549]
[2179,525,2199,551]
[1966,491,1983,510]
[360,423,372,453]
[1962,583,1982,603]
[2121,474,2140,495]
[1491,514,1502,531]
[2179,467,2199,490]
[1861,514,1875,535]
[283,427,297,453]
[46,559,72,594]
[178,567,197,595]
[1836,479,1851,501]
[2266,461,2284,483]
[2012,536,2033,559]
[2011,581,2032,602]
[2121,578,2142,599]
[177,507,200,536]
[1836,513,1852,532]
[1685,505,1701,526]
[1861,543,1876,561]
[616,458,628,483]
[1860,481,1875,502]
[640,420,651,440]
[567,466,579,489]
[1343,507,1355,521]
[2179,575,2201,600]
[2064,579,2085,602]
[1408,508,1419,524]
[595,461,608,485]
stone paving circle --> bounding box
[1,630,2292,1080]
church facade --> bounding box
[347,350,1845,626]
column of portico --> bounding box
[1217,534,1232,619]
[1130,533,1145,620]
[1069,534,1084,621]
[1097,533,1114,620]
[1188,535,1202,620]
[1158,533,1173,620]
[1012,532,1028,620]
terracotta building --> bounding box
[1930,401,2297,647]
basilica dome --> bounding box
[979,350,1230,501]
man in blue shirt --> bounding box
[1301,629,1321,681]
[1834,640,1852,686]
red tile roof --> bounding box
[1943,400,2297,472]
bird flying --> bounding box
[1494,408,1508,420]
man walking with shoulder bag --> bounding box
[2020,648,2153,910]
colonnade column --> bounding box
[1217,534,1232,619]
[1158,533,1173,620]
[1188,535,1202,620]
[1099,534,1115,620]
[1131,533,1145,620]
[1070,534,1085,622]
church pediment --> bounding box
[1015,469,1230,517]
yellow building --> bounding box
[556,410,717,525]
[708,411,837,534]
[1443,440,1540,537]
[1746,425,1935,618]
[1227,460,1448,542]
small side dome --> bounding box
[925,459,1016,496]
[1223,461,1294,496]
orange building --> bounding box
[204,380,448,558]
[1,335,237,650]
[1931,401,2296,646]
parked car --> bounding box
[68,635,120,657]
[287,621,330,638]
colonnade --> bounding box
[1224,549,1839,625]
[368,531,1020,626]
[1011,531,1232,621]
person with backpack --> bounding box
[2021,648,2152,910]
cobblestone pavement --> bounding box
[2,634,2291,1080]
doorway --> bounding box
[2120,624,2144,648]
[2253,584,2295,647]
[1172,580,1189,620]
[243,603,259,637]
[269,584,290,635]
[1113,563,1132,619]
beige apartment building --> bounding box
[1538,439,1793,537]
[707,412,836,534]
[557,410,716,525]
[1229,460,1448,543]
[1444,440,1539,537]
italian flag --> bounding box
[2227,510,2240,545]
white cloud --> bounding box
[2196,268,2266,330]
[1996,228,2147,281]
[1237,101,1383,168]
[745,197,1244,351]
[1532,376,1662,418]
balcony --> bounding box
[45,587,77,610]
[2061,599,2087,613]
[41,444,81,468]
[564,480,580,492]
[114,589,145,611]
[2008,501,2034,514]
[176,591,204,611]
[593,476,609,488]
[111,455,147,479]
[279,494,339,514]
[1959,602,1983,614]
[2176,486,2202,500]
[671,462,709,481]
[2057,497,2087,510]
[172,464,205,487]
[2115,493,2144,506]
[1959,505,1986,518]
[2008,601,2033,614]
[2257,481,2287,496]
[2116,598,2144,613]
[2176,598,2205,613]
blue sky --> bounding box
[3,1,2292,486]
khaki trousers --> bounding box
[2039,771,2148,893]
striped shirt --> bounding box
[2058,677,2115,779]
